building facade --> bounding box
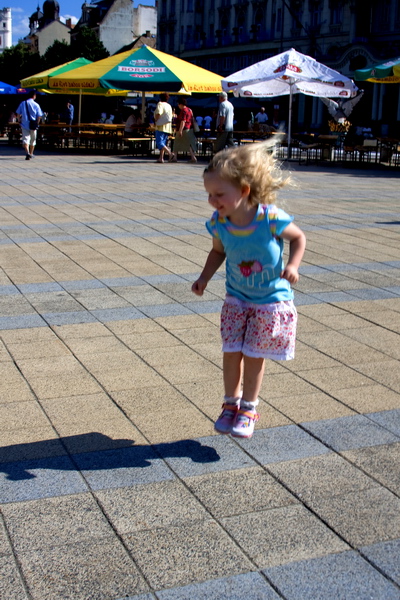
[72,0,157,56]
[157,0,400,133]
[0,7,12,53]
[25,0,70,55]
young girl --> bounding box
[192,142,306,439]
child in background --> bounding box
[192,142,306,438]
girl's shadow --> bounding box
[0,432,221,481]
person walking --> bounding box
[192,140,306,438]
[154,93,174,163]
[65,100,74,126]
[169,98,197,163]
[214,91,235,154]
[16,90,43,160]
[255,106,269,132]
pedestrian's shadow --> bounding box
[0,433,220,481]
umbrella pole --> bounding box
[141,91,145,123]
[288,83,293,159]
[78,89,82,126]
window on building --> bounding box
[309,0,322,27]
[160,31,166,48]
[287,0,301,33]
[186,24,193,40]
[379,0,391,23]
[329,1,343,25]
[237,9,246,29]
[276,8,282,31]
[254,7,263,27]
[187,0,193,11]
[221,14,229,36]
[180,25,184,43]
[168,28,175,51]
[224,56,232,70]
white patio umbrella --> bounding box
[222,48,358,156]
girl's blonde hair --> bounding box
[204,137,289,206]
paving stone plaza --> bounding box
[1,144,400,599]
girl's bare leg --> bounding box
[242,356,265,403]
[223,352,243,398]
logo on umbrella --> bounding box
[129,59,155,67]
[118,66,165,73]
[274,63,302,74]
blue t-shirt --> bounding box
[16,98,43,130]
[66,104,74,121]
[206,204,294,304]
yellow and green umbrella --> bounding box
[20,57,128,96]
[21,57,129,124]
[48,46,223,94]
[354,56,400,83]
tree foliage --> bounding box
[0,28,109,85]
[42,40,72,69]
[0,42,43,85]
[70,27,109,62]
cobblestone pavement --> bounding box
[1,144,400,600]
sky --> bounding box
[9,0,156,45]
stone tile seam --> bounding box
[0,222,399,248]
[3,427,400,600]
[223,431,400,597]
[2,414,399,492]
[4,431,400,600]
[113,549,400,600]
[0,213,398,230]
[0,261,399,293]
[0,284,399,322]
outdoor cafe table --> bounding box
[377,137,400,165]
[38,123,126,151]
[7,122,154,153]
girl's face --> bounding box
[204,172,249,219]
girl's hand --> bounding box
[192,277,207,296]
[281,264,299,284]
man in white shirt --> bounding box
[16,90,43,160]
[214,92,235,153]
[154,92,174,163]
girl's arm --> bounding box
[192,237,226,296]
[279,223,306,284]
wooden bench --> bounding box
[124,137,153,156]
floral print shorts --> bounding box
[220,296,297,360]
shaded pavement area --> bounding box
[1,144,400,599]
